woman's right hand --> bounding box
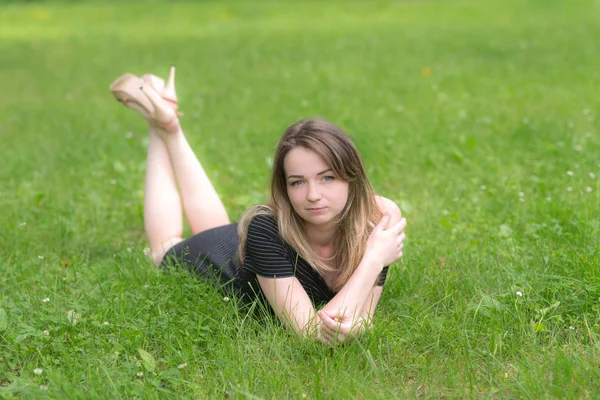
[365,213,407,266]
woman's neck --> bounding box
[304,222,337,247]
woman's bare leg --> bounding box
[144,123,231,264]
[144,125,184,265]
[161,126,231,234]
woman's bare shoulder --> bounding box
[375,196,402,222]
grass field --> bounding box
[1,0,600,398]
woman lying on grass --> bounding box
[110,66,407,346]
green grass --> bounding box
[1,0,600,398]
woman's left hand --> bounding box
[317,310,368,346]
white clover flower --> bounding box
[178,363,187,369]
[136,361,141,367]
[566,171,574,176]
[516,291,523,297]
[546,196,552,202]
[223,297,230,302]
[569,326,575,330]
[136,371,143,378]
[567,186,573,192]
[127,247,132,253]
[586,187,593,193]
[33,368,43,375]
[480,185,487,190]
[518,192,525,197]
[43,330,50,336]
[589,172,596,179]
[143,247,151,256]
[40,384,49,391]
[38,255,44,260]
[103,321,109,326]
[42,298,50,303]
[20,222,26,227]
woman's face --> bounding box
[283,147,349,228]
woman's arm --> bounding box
[257,201,405,344]
[319,199,403,321]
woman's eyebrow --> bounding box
[287,169,332,179]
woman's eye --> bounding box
[322,176,334,181]
[290,180,303,186]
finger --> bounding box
[398,232,406,242]
[320,327,335,344]
[377,213,391,231]
[392,217,407,233]
[318,312,339,331]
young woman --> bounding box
[110,66,407,345]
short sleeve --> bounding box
[242,215,297,279]
[376,266,389,286]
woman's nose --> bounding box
[306,182,322,201]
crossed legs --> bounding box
[144,124,230,264]
[110,67,230,265]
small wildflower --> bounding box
[38,255,44,260]
[567,186,573,192]
[504,372,509,379]
[546,196,552,202]
[569,326,575,330]
[516,291,523,297]
[43,330,50,336]
[20,222,26,227]
[66,310,80,326]
[586,187,593,193]
[518,192,524,197]
[33,368,43,375]
[178,363,187,369]
[480,185,487,190]
[40,384,49,390]
[566,171,574,176]
[103,321,109,326]
[143,247,151,256]
[136,371,143,378]
[42,298,50,303]
[223,296,230,302]
[589,172,596,179]
[126,247,132,253]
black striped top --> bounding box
[242,215,388,305]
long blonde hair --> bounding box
[238,119,382,291]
